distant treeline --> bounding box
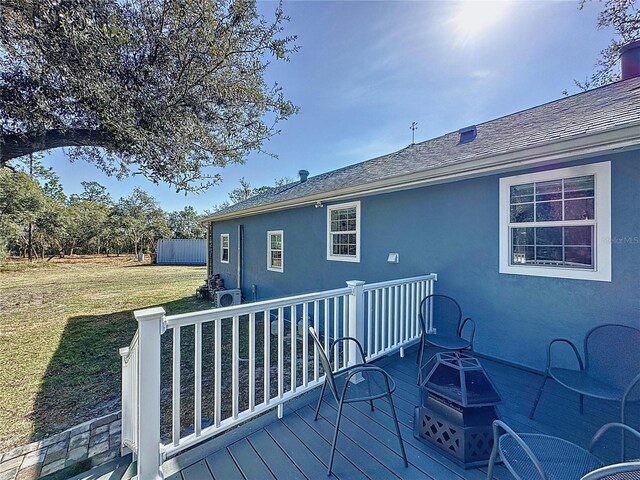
[0,164,205,262]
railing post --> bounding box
[135,307,166,480]
[346,280,366,370]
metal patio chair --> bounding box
[487,421,640,480]
[309,327,408,476]
[416,294,476,383]
[529,324,640,453]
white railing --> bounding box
[121,273,436,479]
[119,330,139,456]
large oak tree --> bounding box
[0,0,297,192]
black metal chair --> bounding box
[416,294,476,383]
[487,420,640,480]
[309,327,408,476]
[529,324,640,456]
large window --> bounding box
[220,233,229,263]
[267,230,284,272]
[499,162,611,281]
[327,201,360,262]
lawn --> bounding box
[0,255,209,452]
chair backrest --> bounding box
[309,327,339,401]
[418,294,462,337]
[584,324,640,389]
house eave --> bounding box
[200,121,640,223]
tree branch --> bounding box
[1,129,115,164]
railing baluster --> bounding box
[393,285,401,345]
[172,327,181,446]
[277,307,284,400]
[232,315,239,419]
[342,294,349,367]
[214,318,221,427]
[400,284,405,344]
[313,301,319,382]
[324,298,330,363]
[333,297,339,367]
[374,289,379,355]
[367,291,372,357]
[249,312,255,412]
[195,322,202,437]
[302,302,309,387]
[264,310,270,405]
[387,287,393,350]
[290,305,297,393]
[411,282,417,338]
[381,287,387,350]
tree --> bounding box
[576,0,640,89]
[69,182,113,206]
[112,188,170,255]
[0,0,298,192]
[209,176,295,212]
[167,206,205,239]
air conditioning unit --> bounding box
[214,289,241,307]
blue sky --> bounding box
[40,0,615,212]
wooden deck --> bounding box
[74,346,640,480]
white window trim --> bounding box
[267,230,284,272]
[499,161,611,282]
[326,200,361,263]
[220,233,230,264]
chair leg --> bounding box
[529,373,549,420]
[579,394,584,414]
[328,400,345,476]
[387,393,408,468]
[487,439,499,479]
[621,400,627,462]
[315,380,328,421]
[369,400,374,412]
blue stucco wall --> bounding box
[211,151,640,371]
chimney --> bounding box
[298,170,309,183]
[620,39,640,81]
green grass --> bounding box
[0,255,209,452]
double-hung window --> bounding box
[267,230,284,272]
[327,201,360,262]
[220,234,230,263]
[499,162,611,281]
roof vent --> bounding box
[298,170,309,183]
[620,39,640,81]
[458,125,477,144]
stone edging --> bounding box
[0,411,122,480]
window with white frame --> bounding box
[499,162,611,281]
[220,233,229,263]
[267,230,284,272]
[327,201,360,262]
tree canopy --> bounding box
[577,0,640,89]
[0,0,298,192]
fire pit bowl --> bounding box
[414,351,501,468]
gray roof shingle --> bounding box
[209,76,640,219]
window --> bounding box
[499,162,611,281]
[267,230,284,272]
[220,234,229,263]
[327,201,360,262]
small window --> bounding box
[220,234,229,264]
[267,230,284,272]
[327,201,360,262]
[499,162,611,281]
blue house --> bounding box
[108,43,640,480]
[202,70,640,373]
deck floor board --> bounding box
[104,345,639,480]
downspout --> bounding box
[237,224,243,292]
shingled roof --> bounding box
[205,76,640,221]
